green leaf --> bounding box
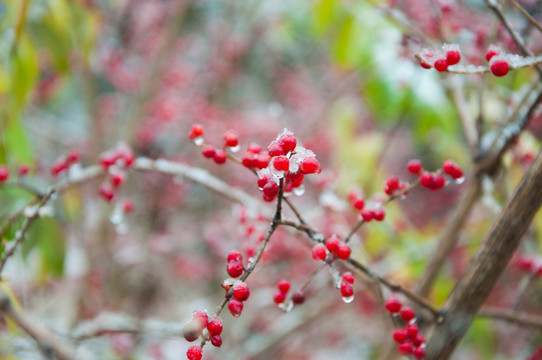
[25,218,65,277]
[11,35,38,112]
[3,117,33,164]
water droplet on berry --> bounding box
[455,176,465,184]
[194,136,204,146]
[278,300,294,312]
[230,145,241,153]
[342,295,354,303]
[293,185,305,196]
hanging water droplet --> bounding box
[110,207,123,225]
[342,295,355,303]
[278,300,294,312]
[230,145,241,153]
[293,185,305,196]
[270,167,285,179]
[194,136,204,146]
[455,176,465,185]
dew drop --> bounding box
[342,295,355,303]
[455,176,465,185]
[230,145,241,153]
[194,136,204,146]
[330,267,341,289]
[110,208,124,225]
[278,300,294,312]
[293,185,305,196]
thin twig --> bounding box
[508,0,542,33]
[478,306,542,329]
[0,287,77,360]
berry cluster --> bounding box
[485,45,510,77]
[227,281,250,318]
[324,234,351,260]
[385,298,427,359]
[189,124,236,164]
[513,254,542,277]
[273,279,291,305]
[183,310,224,358]
[257,129,321,202]
[418,44,461,72]
[418,44,511,77]
[50,150,80,176]
[340,272,355,301]
[98,144,135,202]
[407,159,464,191]
[347,189,386,222]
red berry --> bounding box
[223,130,239,147]
[434,58,448,72]
[485,45,501,62]
[98,184,115,202]
[385,176,400,195]
[419,60,432,69]
[110,172,125,188]
[490,58,510,77]
[100,152,117,169]
[446,50,461,65]
[247,142,262,153]
[232,282,250,301]
[385,297,402,314]
[292,291,305,305]
[0,166,9,182]
[398,342,413,356]
[406,323,419,337]
[17,164,29,177]
[392,328,408,343]
[66,150,80,164]
[420,172,434,189]
[186,345,203,360]
[432,173,446,190]
[312,244,327,261]
[227,261,244,278]
[227,250,243,263]
[373,207,386,222]
[262,181,279,198]
[325,235,340,253]
[210,334,222,347]
[277,279,290,293]
[352,197,365,210]
[255,153,270,169]
[400,307,416,322]
[272,155,290,172]
[300,157,321,174]
[213,150,227,164]
[361,209,374,222]
[51,158,69,176]
[340,283,353,298]
[241,152,257,168]
[193,310,208,328]
[207,317,223,336]
[407,160,423,175]
[268,141,285,157]
[412,333,426,347]
[278,134,297,153]
[202,146,216,159]
[342,272,354,284]
[188,124,204,140]
[413,346,427,359]
[228,299,244,318]
[122,199,134,213]
[337,244,351,260]
[273,290,286,304]
[442,159,464,179]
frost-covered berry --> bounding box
[223,130,239,147]
[300,157,321,174]
[273,290,286,304]
[407,159,423,175]
[227,261,244,278]
[98,184,115,202]
[413,346,427,359]
[186,345,203,360]
[210,334,222,347]
[228,299,244,318]
[227,250,243,263]
[272,155,290,172]
[278,133,297,153]
[361,209,374,222]
[207,317,223,336]
[325,235,340,253]
[202,146,216,159]
[398,342,414,356]
[490,57,510,77]
[232,282,250,301]
[268,141,285,157]
[385,297,402,314]
[337,244,351,260]
[442,159,464,179]
[400,307,416,322]
[406,323,419,337]
[434,59,448,72]
[373,207,386,222]
[213,150,227,164]
[444,44,461,65]
[312,244,327,261]
[277,279,291,293]
[485,45,501,62]
[188,124,204,140]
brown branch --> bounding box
[478,306,542,329]
[425,148,542,359]
[508,0,542,33]
[0,288,77,360]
